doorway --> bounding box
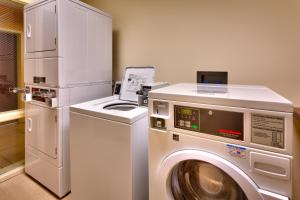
[0,1,25,180]
[0,31,24,177]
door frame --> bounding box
[0,2,25,181]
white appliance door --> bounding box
[159,150,263,200]
[26,103,58,159]
[25,1,57,53]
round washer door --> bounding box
[158,150,263,200]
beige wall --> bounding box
[83,0,300,106]
[81,2,300,198]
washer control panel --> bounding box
[174,106,200,131]
[174,105,244,141]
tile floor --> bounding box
[0,173,71,200]
[0,121,25,172]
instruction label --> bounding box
[251,114,284,148]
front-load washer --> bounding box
[148,83,293,200]
[69,67,155,200]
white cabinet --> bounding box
[26,103,59,159]
[24,0,112,197]
[25,0,57,55]
[24,0,112,87]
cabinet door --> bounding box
[25,1,57,53]
[26,103,58,159]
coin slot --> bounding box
[151,117,166,130]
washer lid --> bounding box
[119,66,155,102]
[70,96,148,124]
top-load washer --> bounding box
[148,83,293,200]
[69,67,155,200]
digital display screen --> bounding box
[180,108,192,115]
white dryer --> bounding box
[148,83,293,200]
[69,67,155,200]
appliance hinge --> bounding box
[54,5,56,13]
[54,37,56,45]
[54,115,57,123]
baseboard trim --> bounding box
[0,165,24,183]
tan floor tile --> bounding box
[0,174,58,200]
[0,187,10,200]
[0,173,71,200]
[62,194,72,200]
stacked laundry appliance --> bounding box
[23,0,112,197]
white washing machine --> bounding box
[69,67,155,200]
[148,83,293,200]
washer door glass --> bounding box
[170,160,247,200]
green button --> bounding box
[191,124,198,129]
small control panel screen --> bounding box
[174,105,244,141]
[174,106,200,131]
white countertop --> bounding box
[149,83,293,113]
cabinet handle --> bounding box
[28,118,32,132]
[27,24,31,38]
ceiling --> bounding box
[0,0,27,9]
